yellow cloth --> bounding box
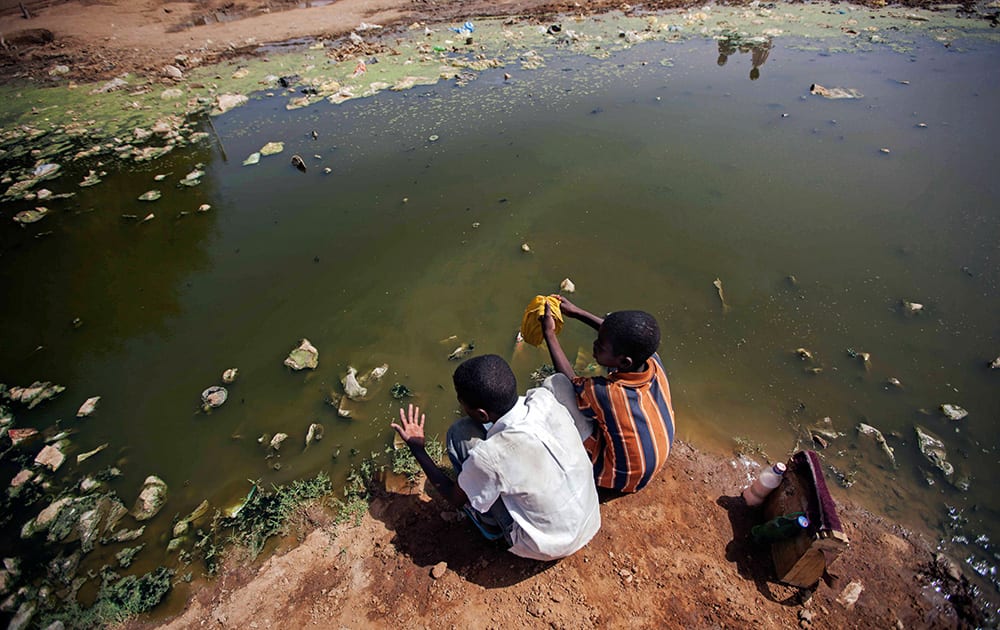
[520,295,563,346]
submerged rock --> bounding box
[130,476,168,521]
[215,93,249,114]
[270,433,288,450]
[447,342,475,361]
[940,404,968,421]
[201,386,228,409]
[901,300,924,315]
[222,368,239,384]
[305,423,324,446]
[284,339,319,370]
[76,396,100,417]
[76,443,107,464]
[12,207,49,224]
[138,190,161,201]
[260,141,285,156]
[34,444,65,471]
[856,423,895,467]
[243,152,261,166]
[915,425,953,479]
[560,278,576,293]
[342,367,367,400]
[6,381,65,409]
[991,357,1000,370]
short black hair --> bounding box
[452,354,518,415]
[602,310,661,366]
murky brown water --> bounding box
[2,35,998,615]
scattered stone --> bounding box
[8,601,36,630]
[49,65,69,76]
[201,386,228,409]
[836,580,863,608]
[10,469,34,488]
[34,497,72,531]
[12,207,49,225]
[901,300,924,314]
[940,404,967,421]
[448,342,475,361]
[796,348,814,361]
[76,396,100,417]
[232,67,250,79]
[34,444,65,471]
[915,425,953,479]
[222,368,238,383]
[215,94,249,114]
[162,65,183,80]
[284,338,319,370]
[880,148,891,154]
[990,357,1000,370]
[109,526,144,543]
[856,423,895,467]
[180,169,204,187]
[560,278,576,293]
[336,396,351,418]
[521,243,531,252]
[270,433,288,450]
[260,142,285,156]
[342,367,368,400]
[76,443,108,464]
[885,377,902,389]
[92,77,128,94]
[809,84,863,99]
[8,428,39,446]
[305,423,324,446]
[161,88,184,100]
[79,170,102,187]
[138,190,161,201]
[198,204,211,213]
[430,561,448,579]
[130,475,168,521]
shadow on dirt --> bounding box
[716,494,807,606]
[368,492,555,588]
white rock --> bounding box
[560,278,576,293]
[941,404,968,421]
[284,339,319,370]
[76,396,100,417]
[270,433,288,450]
[34,444,65,471]
[162,65,183,80]
[342,367,368,400]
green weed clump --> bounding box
[36,566,174,629]
[223,473,334,558]
[390,437,445,480]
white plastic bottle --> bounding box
[742,462,787,507]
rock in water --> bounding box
[560,278,576,293]
[76,396,100,417]
[940,404,968,421]
[856,423,895,467]
[270,433,288,450]
[342,367,368,400]
[284,339,319,370]
[131,475,168,521]
[305,423,324,446]
[222,368,239,384]
[915,426,953,478]
[34,444,65,471]
[201,386,228,409]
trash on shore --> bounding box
[284,339,319,370]
[809,84,863,99]
[76,396,101,417]
[342,367,368,401]
[940,404,967,421]
[560,278,576,293]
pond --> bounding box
[1,29,998,613]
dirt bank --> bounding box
[129,441,979,629]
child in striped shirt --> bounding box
[541,297,675,493]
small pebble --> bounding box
[880,148,891,154]
[431,561,448,579]
[197,204,211,212]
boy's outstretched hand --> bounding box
[554,294,583,319]
[391,404,426,448]
[541,301,557,336]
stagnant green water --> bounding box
[1,35,998,614]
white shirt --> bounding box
[457,387,601,560]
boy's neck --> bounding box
[612,360,648,374]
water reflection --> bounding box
[717,34,773,80]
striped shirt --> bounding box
[572,353,675,493]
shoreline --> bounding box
[134,439,983,629]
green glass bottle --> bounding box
[751,512,809,544]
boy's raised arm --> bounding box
[557,295,603,331]
[542,302,576,379]
[391,405,469,508]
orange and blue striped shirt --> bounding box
[573,353,675,493]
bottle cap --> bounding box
[772,462,787,474]
[796,515,809,528]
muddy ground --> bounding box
[132,442,981,629]
[0,0,992,628]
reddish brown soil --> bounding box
[128,441,977,630]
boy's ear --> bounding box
[469,407,491,425]
[619,355,635,371]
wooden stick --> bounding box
[20,1,31,19]
[206,114,228,162]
